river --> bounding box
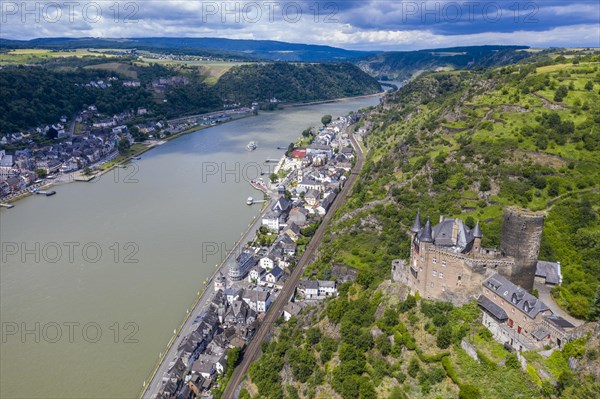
[0,95,381,399]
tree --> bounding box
[321,114,332,126]
[118,138,130,153]
[408,357,420,377]
[584,81,594,91]
[436,324,452,349]
[589,286,600,321]
[554,86,568,102]
[35,168,48,179]
[479,177,491,192]
[465,216,475,229]
[269,173,278,183]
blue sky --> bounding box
[1,1,599,50]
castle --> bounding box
[391,207,573,350]
[392,207,558,304]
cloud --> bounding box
[0,0,598,50]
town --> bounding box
[149,115,366,399]
[0,96,254,201]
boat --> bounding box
[247,141,257,151]
[246,197,254,205]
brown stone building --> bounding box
[393,211,515,304]
[392,208,560,305]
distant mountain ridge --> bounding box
[356,45,532,81]
[0,37,379,62]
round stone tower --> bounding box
[500,207,545,290]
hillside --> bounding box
[0,59,381,133]
[214,63,382,104]
[239,52,600,399]
[355,46,534,81]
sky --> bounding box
[1,0,599,50]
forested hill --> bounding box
[356,45,533,81]
[241,51,600,399]
[215,63,382,104]
[0,60,381,133]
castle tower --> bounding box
[500,207,545,290]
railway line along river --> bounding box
[0,95,380,399]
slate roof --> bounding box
[410,211,422,233]
[544,315,575,329]
[483,273,550,318]
[535,260,561,285]
[478,295,508,321]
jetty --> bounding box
[0,203,14,209]
[246,197,267,205]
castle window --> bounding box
[439,272,444,279]
[433,270,437,277]
[441,260,447,267]
[432,257,437,264]
[458,276,462,281]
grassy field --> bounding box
[0,49,113,65]
[136,57,250,84]
[83,62,139,79]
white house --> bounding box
[248,266,265,284]
[259,256,275,270]
[264,266,284,285]
[242,289,271,313]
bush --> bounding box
[505,353,520,369]
[459,385,482,399]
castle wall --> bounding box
[500,207,545,290]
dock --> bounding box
[0,203,14,209]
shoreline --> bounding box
[1,92,383,207]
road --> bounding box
[220,125,365,399]
[141,197,273,399]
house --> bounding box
[242,289,271,313]
[283,223,301,242]
[225,287,242,304]
[316,193,335,216]
[317,280,337,297]
[297,280,319,299]
[535,260,562,286]
[262,209,285,231]
[288,207,309,226]
[306,143,333,159]
[225,299,257,324]
[274,234,297,256]
[259,256,275,270]
[478,273,554,350]
[264,266,284,285]
[305,189,320,206]
[297,280,338,300]
[248,266,265,284]
[283,302,305,321]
